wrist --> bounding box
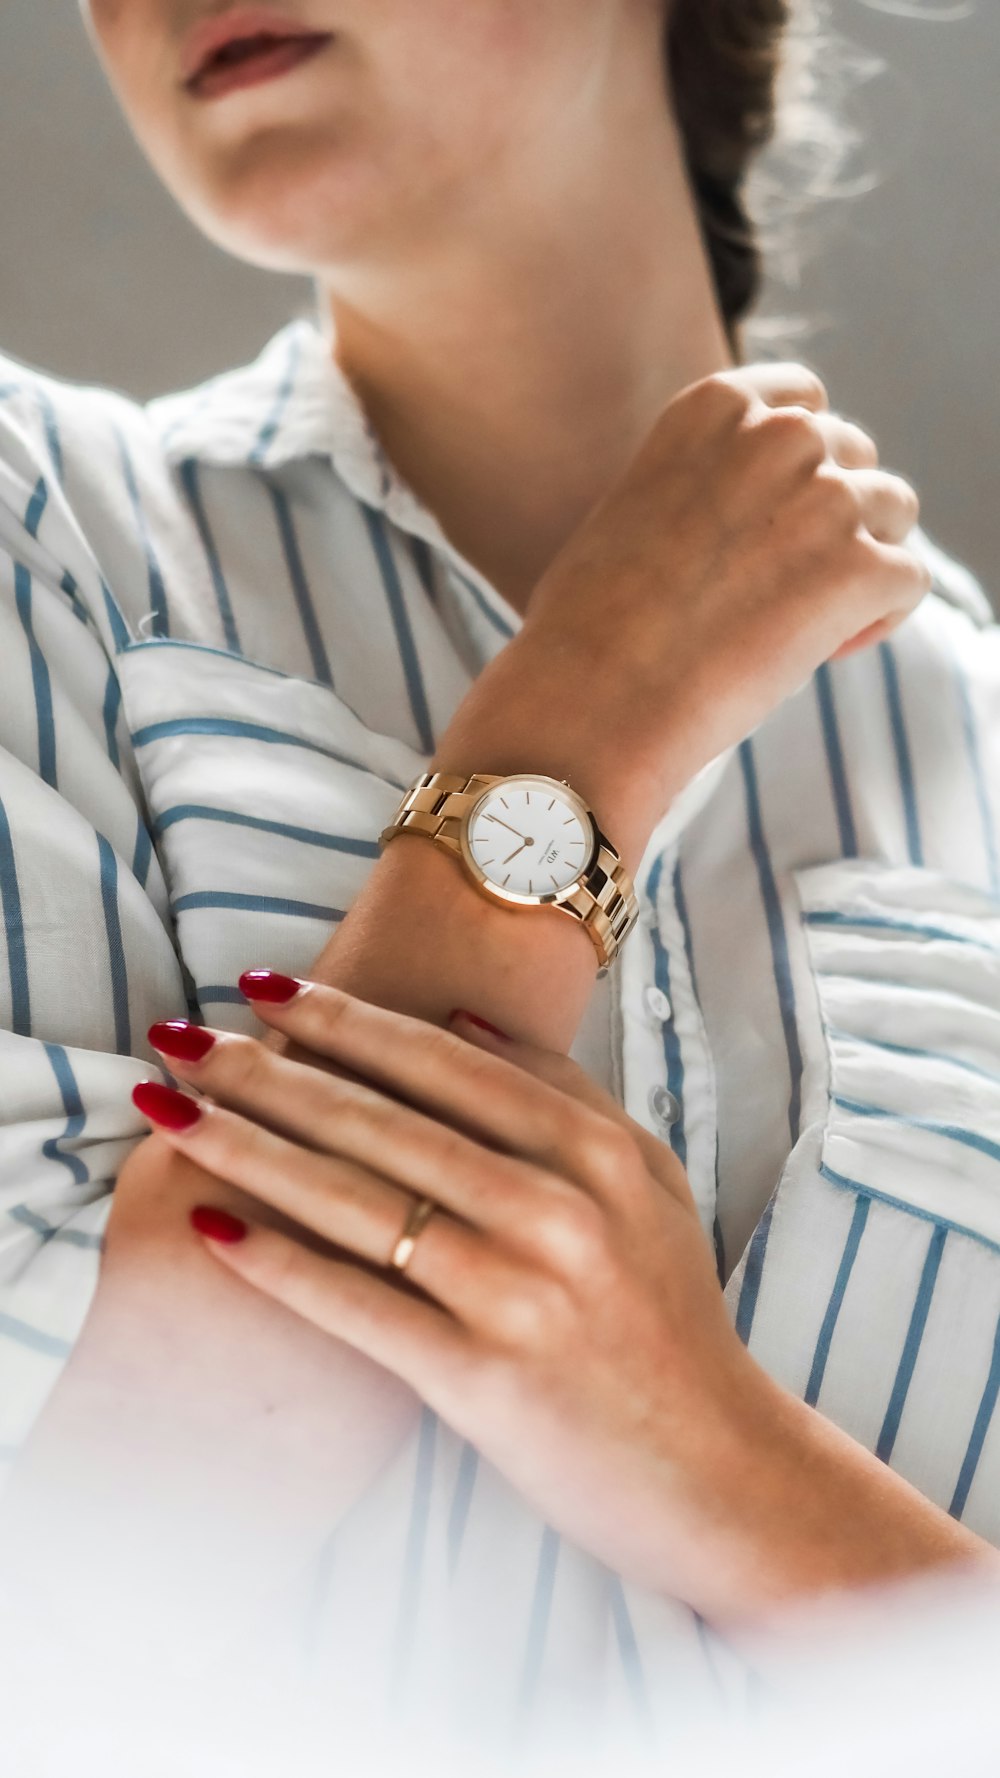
[430,627,667,876]
[683,1359,996,1629]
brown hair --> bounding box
[665,0,888,364]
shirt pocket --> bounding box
[727,857,1000,1540]
[115,638,429,1025]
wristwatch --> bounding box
[377,769,640,976]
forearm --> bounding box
[0,628,672,1638]
[693,1360,1000,1631]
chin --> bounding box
[165,125,389,276]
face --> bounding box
[80,0,665,276]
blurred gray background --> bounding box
[0,1,996,598]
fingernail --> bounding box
[190,1205,247,1245]
[238,969,303,1004]
[132,1081,203,1131]
[448,1009,512,1040]
[148,1020,216,1064]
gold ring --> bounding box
[389,1195,437,1275]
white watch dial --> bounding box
[468,779,593,897]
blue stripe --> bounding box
[804,909,992,950]
[876,1223,947,1463]
[950,1307,1000,1519]
[16,481,57,788]
[832,1094,1000,1167]
[115,426,170,637]
[265,480,334,687]
[196,985,248,1007]
[24,475,48,540]
[173,891,345,922]
[824,1025,1000,1091]
[130,716,407,788]
[14,560,57,789]
[131,820,153,890]
[8,1206,103,1250]
[734,738,802,1341]
[0,793,30,1035]
[951,648,1000,895]
[97,835,130,1053]
[361,504,435,754]
[449,567,518,641]
[0,1312,71,1359]
[447,1440,480,1578]
[100,580,132,655]
[814,663,857,857]
[247,327,301,466]
[177,459,240,653]
[879,640,923,865]
[42,1042,88,1187]
[102,666,122,770]
[674,852,723,1251]
[388,1404,437,1707]
[738,740,802,1143]
[59,572,94,631]
[608,1576,654,1738]
[803,1193,870,1407]
[644,852,686,1165]
[408,535,439,610]
[735,1190,776,1346]
[154,804,379,858]
[516,1525,561,1723]
[820,1161,1000,1260]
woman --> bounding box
[1,0,1000,1756]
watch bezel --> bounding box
[458,773,598,908]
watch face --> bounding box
[466,777,594,900]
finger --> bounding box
[132,1083,503,1323]
[191,1205,471,1396]
[727,361,831,412]
[448,1014,696,1209]
[813,412,879,470]
[227,981,649,1210]
[849,466,921,546]
[140,1030,552,1238]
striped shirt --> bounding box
[1,312,1000,1751]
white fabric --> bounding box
[0,314,999,1750]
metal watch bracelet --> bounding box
[377,769,640,976]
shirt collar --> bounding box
[147,311,406,506]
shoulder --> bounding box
[0,320,317,642]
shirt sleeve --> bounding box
[0,380,187,1479]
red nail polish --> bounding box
[238,970,302,1004]
[148,1021,216,1064]
[449,1009,512,1040]
[190,1205,247,1245]
[132,1081,203,1131]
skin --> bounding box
[79,0,735,612]
[20,0,985,1650]
[139,982,998,1624]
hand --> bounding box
[520,360,931,810]
[137,975,766,1615]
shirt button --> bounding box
[643,984,673,1023]
[648,1084,680,1129]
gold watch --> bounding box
[377,770,640,977]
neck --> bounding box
[317,68,738,618]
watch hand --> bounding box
[503,840,530,865]
[485,815,527,840]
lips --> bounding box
[181,7,333,95]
